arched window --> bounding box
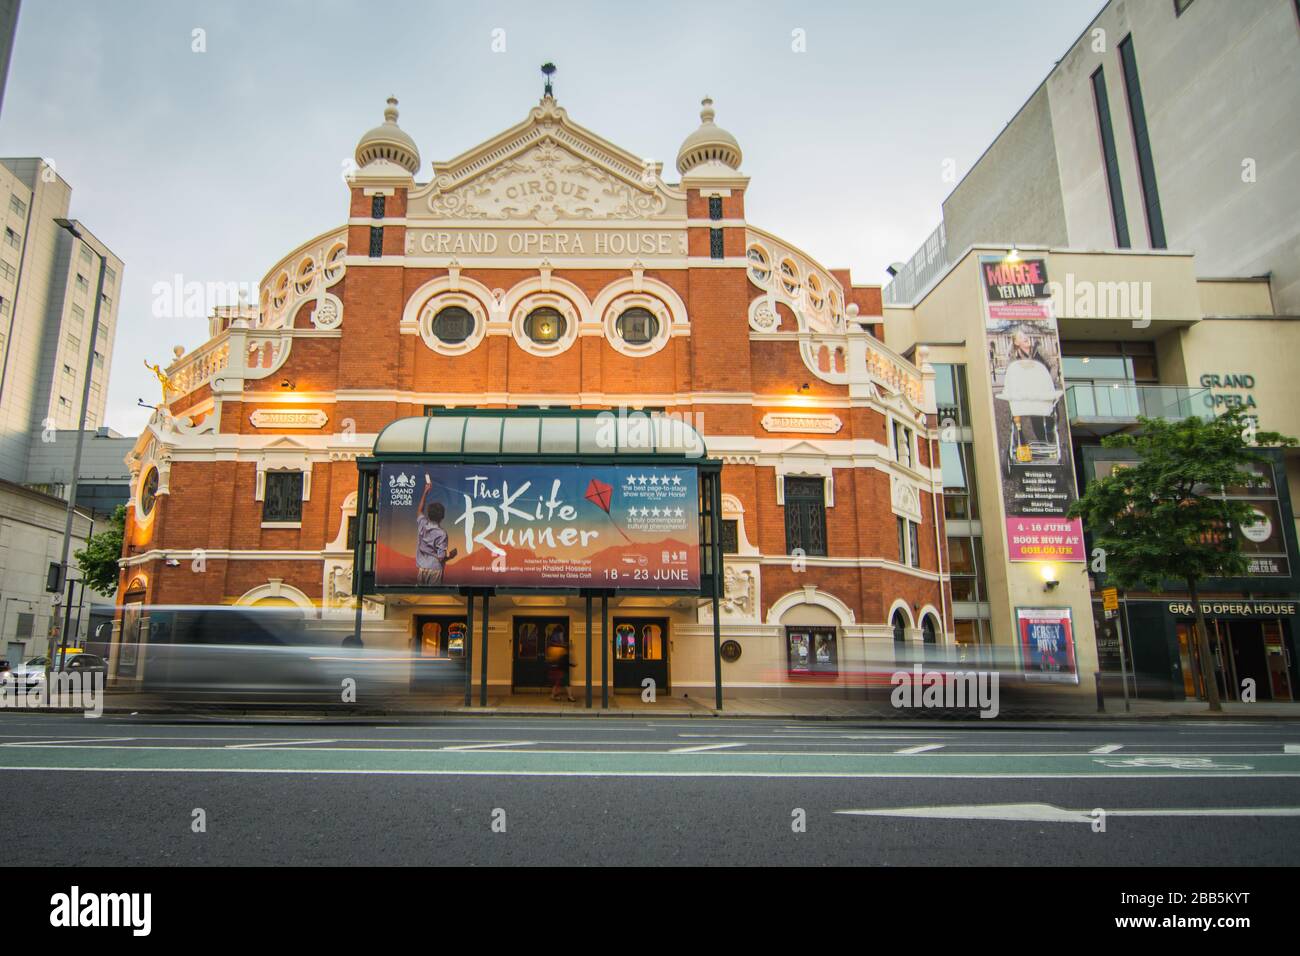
[892,609,909,665]
[921,614,938,663]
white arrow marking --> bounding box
[440,741,535,751]
[895,744,945,754]
[669,742,746,753]
[1090,744,1124,754]
[837,803,1300,822]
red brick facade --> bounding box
[117,95,950,693]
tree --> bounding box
[1068,409,1294,711]
[74,504,127,597]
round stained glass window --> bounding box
[616,307,659,345]
[432,305,474,344]
[140,467,159,517]
[525,307,566,344]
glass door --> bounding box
[612,618,669,691]
[1262,621,1293,701]
[513,617,568,689]
[411,615,466,692]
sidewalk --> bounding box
[73,689,1300,721]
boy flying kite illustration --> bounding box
[416,474,458,586]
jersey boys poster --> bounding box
[1015,608,1079,684]
[981,254,1086,562]
[375,463,701,590]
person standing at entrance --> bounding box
[415,475,457,586]
[546,624,575,702]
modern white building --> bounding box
[0,478,91,663]
[0,159,124,484]
[886,0,1300,314]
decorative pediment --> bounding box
[410,97,685,224]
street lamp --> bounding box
[47,218,108,689]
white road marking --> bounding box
[440,741,535,751]
[895,744,945,754]
[1285,744,1300,754]
[2,736,136,747]
[837,803,1300,822]
[669,742,746,753]
[1095,756,1254,770]
[1090,744,1124,754]
[676,732,954,740]
[2,766,1298,779]
[225,739,336,749]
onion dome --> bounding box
[676,97,742,175]
[355,96,420,175]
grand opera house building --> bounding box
[113,91,952,700]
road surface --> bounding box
[3,712,1298,865]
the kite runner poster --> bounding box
[374,463,702,590]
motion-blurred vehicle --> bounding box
[0,651,109,692]
[132,605,417,707]
[1,656,49,691]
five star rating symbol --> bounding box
[626,473,684,486]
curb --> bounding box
[13,704,1300,723]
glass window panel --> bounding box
[947,536,975,574]
[377,417,436,454]
[423,416,467,453]
[501,417,541,454]
[539,416,577,454]
[939,440,967,492]
[577,416,607,455]
[462,416,503,454]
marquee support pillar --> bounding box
[464,593,474,708]
[584,595,593,709]
[712,591,722,711]
[600,594,609,709]
[479,592,490,708]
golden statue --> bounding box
[143,359,172,404]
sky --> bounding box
[0,0,1104,436]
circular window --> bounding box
[616,307,659,345]
[779,258,801,296]
[807,273,825,311]
[525,306,566,344]
[294,257,316,296]
[747,244,770,285]
[140,467,159,518]
[272,271,289,310]
[431,305,475,345]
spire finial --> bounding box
[700,97,715,124]
[541,62,557,99]
[384,96,399,123]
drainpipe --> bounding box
[917,348,950,645]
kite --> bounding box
[584,478,632,543]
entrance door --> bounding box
[1262,621,1293,701]
[411,615,466,693]
[513,617,569,690]
[612,618,669,692]
[787,626,839,678]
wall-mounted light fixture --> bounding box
[280,379,296,390]
[1040,564,1060,591]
